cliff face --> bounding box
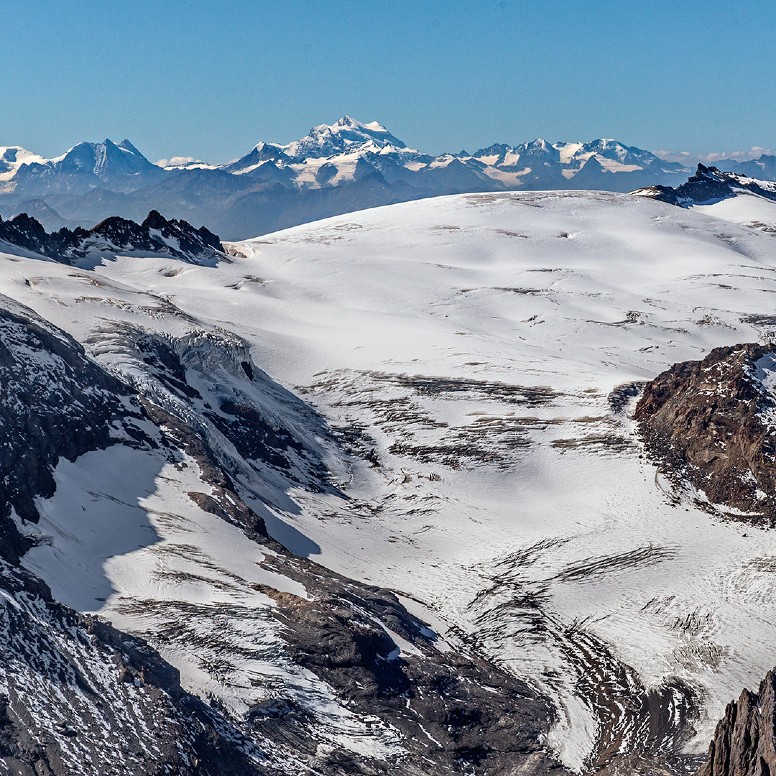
[697,671,776,776]
[634,343,776,524]
[636,345,776,774]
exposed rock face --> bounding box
[0,560,262,776]
[261,558,564,776]
[0,299,139,560]
[696,671,776,776]
[632,164,776,207]
[0,209,222,263]
[0,296,265,774]
[634,343,776,524]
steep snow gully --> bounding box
[1,189,776,773]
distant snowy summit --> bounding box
[203,116,690,193]
[1,117,774,240]
[226,115,413,168]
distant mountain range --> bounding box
[1,117,773,240]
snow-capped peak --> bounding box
[515,137,561,161]
[281,116,411,161]
[117,138,143,156]
[578,138,657,164]
[224,116,420,175]
[519,137,551,151]
[0,146,52,182]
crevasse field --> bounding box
[6,189,776,770]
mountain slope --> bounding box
[4,190,776,772]
[0,247,568,774]
[0,297,271,774]
[1,190,776,772]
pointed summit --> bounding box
[11,138,163,195]
[578,138,659,165]
[515,138,561,165]
[333,115,358,127]
[282,116,411,160]
[117,139,142,155]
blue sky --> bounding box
[2,0,774,163]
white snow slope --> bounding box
[692,191,776,234]
[4,190,776,770]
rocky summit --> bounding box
[696,671,776,776]
[632,164,776,207]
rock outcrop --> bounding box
[696,671,776,776]
[635,343,776,524]
[632,164,776,207]
[0,209,223,263]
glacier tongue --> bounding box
[0,256,565,773]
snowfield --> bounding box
[692,190,776,232]
[4,190,776,771]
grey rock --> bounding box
[696,671,776,776]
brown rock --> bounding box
[635,343,776,524]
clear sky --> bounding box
[2,0,774,163]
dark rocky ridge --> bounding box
[633,164,776,207]
[635,343,776,524]
[0,208,223,263]
[696,671,776,776]
[0,300,141,561]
